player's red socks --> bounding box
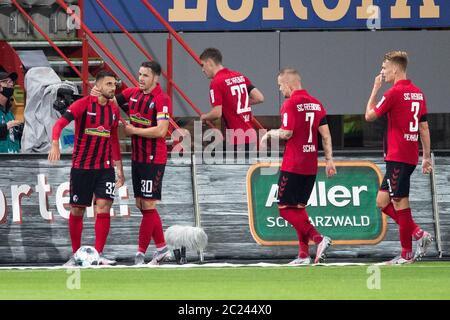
[412,226,424,240]
[151,209,166,248]
[299,231,310,259]
[138,209,155,253]
[279,207,323,249]
[95,213,111,254]
[397,208,415,259]
[382,203,398,224]
[69,213,83,253]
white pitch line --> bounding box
[0,262,448,271]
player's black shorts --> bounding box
[131,161,165,200]
[70,168,116,206]
[277,170,316,206]
[380,161,416,198]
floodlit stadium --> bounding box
[1,0,450,304]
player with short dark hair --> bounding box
[261,68,336,265]
[49,70,124,266]
[96,61,172,265]
[199,47,264,150]
[365,51,433,264]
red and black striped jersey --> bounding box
[61,96,121,169]
[116,83,172,164]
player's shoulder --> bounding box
[156,89,171,104]
[383,85,398,98]
[408,81,425,94]
[228,68,244,76]
[125,87,140,94]
[71,95,90,108]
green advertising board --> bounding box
[246,161,387,245]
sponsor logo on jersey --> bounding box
[130,113,151,126]
[85,126,111,137]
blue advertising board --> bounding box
[84,0,450,32]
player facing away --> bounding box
[365,51,433,264]
[48,71,125,266]
[199,47,264,152]
[261,68,336,265]
[114,61,172,265]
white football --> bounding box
[74,246,100,267]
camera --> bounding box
[53,88,83,115]
[12,122,24,140]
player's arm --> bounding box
[111,121,125,188]
[318,123,336,178]
[365,74,384,122]
[262,128,293,141]
[48,100,83,162]
[201,82,223,122]
[125,119,169,139]
[200,105,222,122]
[248,87,264,105]
[419,120,432,174]
[260,103,293,148]
[125,99,171,138]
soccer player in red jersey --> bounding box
[199,48,264,152]
[261,68,336,265]
[49,70,124,266]
[111,61,172,265]
[365,51,433,264]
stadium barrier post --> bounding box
[430,152,443,258]
[191,153,204,262]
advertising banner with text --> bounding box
[246,161,387,245]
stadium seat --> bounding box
[17,0,56,6]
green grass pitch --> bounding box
[1,262,450,300]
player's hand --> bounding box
[123,122,136,136]
[48,141,61,163]
[422,157,433,174]
[259,132,269,150]
[200,114,207,122]
[325,159,336,178]
[115,171,125,189]
[90,85,101,97]
[7,120,22,129]
[373,74,383,91]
